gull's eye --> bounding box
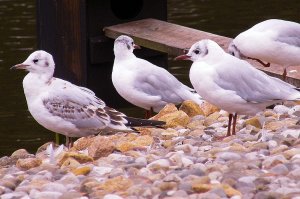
[194,49,200,54]
[131,42,134,46]
[33,59,38,64]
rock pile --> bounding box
[0,101,300,199]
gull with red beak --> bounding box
[112,35,204,117]
[228,19,300,81]
[11,50,165,147]
[175,39,300,136]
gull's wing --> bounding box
[43,78,128,131]
[252,19,300,48]
[134,58,191,103]
[274,21,300,48]
[214,55,300,103]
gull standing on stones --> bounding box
[175,39,300,136]
[12,50,165,146]
[228,19,300,80]
[112,35,204,117]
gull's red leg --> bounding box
[145,107,154,119]
[283,68,287,81]
[232,113,238,135]
[227,113,233,136]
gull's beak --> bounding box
[174,54,191,60]
[10,63,29,70]
[133,44,141,49]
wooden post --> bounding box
[37,0,87,85]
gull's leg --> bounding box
[65,136,73,149]
[247,57,270,67]
[232,113,238,135]
[227,113,233,136]
[145,107,154,119]
[55,133,60,145]
[145,110,150,119]
[282,68,287,81]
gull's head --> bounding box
[11,50,55,75]
[228,42,244,59]
[113,35,140,56]
[175,39,213,62]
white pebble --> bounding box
[103,194,124,199]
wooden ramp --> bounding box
[104,18,300,87]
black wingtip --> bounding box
[124,116,165,127]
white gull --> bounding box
[12,50,165,146]
[176,39,300,136]
[112,35,204,117]
[228,19,300,80]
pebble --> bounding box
[1,101,300,198]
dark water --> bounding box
[0,0,299,156]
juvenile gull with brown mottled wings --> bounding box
[12,50,165,146]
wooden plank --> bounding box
[103,18,300,87]
[104,18,231,56]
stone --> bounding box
[1,192,29,199]
[157,181,177,191]
[254,191,283,199]
[262,155,288,169]
[71,166,91,176]
[270,164,289,175]
[283,148,300,159]
[161,128,179,139]
[265,119,298,131]
[273,105,290,114]
[80,178,101,193]
[244,116,262,129]
[29,190,62,199]
[11,149,33,160]
[41,182,67,193]
[216,152,241,161]
[200,101,220,116]
[162,140,173,148]
[57,192,85,199]
[179,100,205,117]
[270,145,289,155]
[187,120,205,130]
[287,168,300,180]
[147,159,170,171]
[264,110,277,118]
[281,129,300,138]
[103,194,124,199]
[16,158,42,170]
[88,136,115,159]
[192,183,212,193]
[188,129,205,137]
[221,184,242,197]
[73,136,94,151]
[158,110,190,128]
[151,103,178,120]
[238,176,257,184]
[203,112,221,126]
[60,157,81,169]
[58,152,93,166]
[288,105,300,116]
[0,156,13,168]
[98,176,132,193]
[116,135,153,152]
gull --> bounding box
[228,19,300,80]
[175,39,300,136]
[112,35,204,117]
[11,50,165,146]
